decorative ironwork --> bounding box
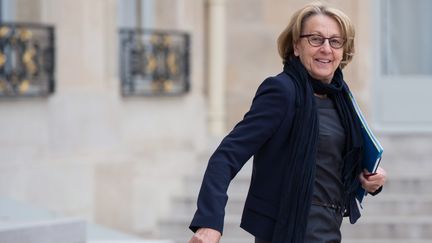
[0,22,55,97]
[119,28,190,96]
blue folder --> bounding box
[348,92,384,204]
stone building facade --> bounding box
[0,0,431,240]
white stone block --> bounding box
[0,218,86,243]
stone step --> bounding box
[169,238,432,243]
[199,142,432,169]
[184,174,432,197]
[159,215,432,240]
[382,165,432,177]
[360,194,432,216]
[89,241,174,243]
[342,240,432,243]
[0,218,86,243]
[172,194,432,217]
[160,135,432,242]
[194,155,432,173]
[172,237,255,243]
[378,135,432,157]
[341,216,432,238]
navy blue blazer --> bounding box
[190,71,298,240]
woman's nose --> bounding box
[320,39,333,53]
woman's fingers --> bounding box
[359,167,387,193]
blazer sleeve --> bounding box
[189,75,295,234]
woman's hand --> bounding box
[359,166,387,193]
[189,228,221,243]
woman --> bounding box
[189,2,386,243]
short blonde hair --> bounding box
[277,2,355,68]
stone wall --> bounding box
[0,0,207,236]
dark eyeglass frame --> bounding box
[299,34,345,49]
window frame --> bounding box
[373,0,432,133]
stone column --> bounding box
[207,0,226,135]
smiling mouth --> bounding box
[315,59,332,63]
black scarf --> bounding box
[272,57,363,242]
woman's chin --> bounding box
[310,73,333,83]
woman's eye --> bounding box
[331,39,341,45]
[310,36,323,43]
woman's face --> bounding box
[294,14,344,83]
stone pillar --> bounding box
[207,0,226,135]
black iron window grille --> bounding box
[0,23,55,97]
[119,29,190,96]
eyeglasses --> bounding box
[299,34,345,49]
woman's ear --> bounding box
[293,41,300,57]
